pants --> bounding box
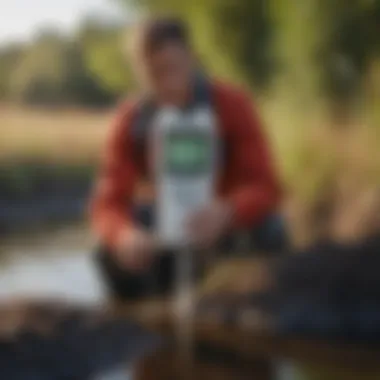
[95,204,289,301]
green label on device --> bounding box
[164,131,212,175]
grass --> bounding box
[0,105,106,201]
[0,104,112,164]
[1,100,379,245]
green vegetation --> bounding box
[0,1,378,107]
[0,22,127,107]
[0,0,379,236]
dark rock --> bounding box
[0,304,164,380]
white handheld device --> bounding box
[153,106,219,248]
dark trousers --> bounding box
[95,204,289,301]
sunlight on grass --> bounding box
[1,94,378,232]
[0,105,112,163]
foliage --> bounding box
[0,0,378,106]
[78,18,133,96]
[0,24,123,107]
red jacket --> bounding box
[90,80,282,248]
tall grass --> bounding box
[0,104,111,163]
[1,89,379,244]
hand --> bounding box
[115,228,155,273]
[187,200,234,248]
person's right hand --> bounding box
[114,228,156,273]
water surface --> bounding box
[0,227,107,305]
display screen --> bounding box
[164,131,212,175]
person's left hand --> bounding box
[186,200,234,248]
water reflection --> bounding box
[0,228,107,305]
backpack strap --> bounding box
[129,97,156,179]
[189,72,213,108]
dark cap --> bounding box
[130,15,191,56]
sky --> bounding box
[0,0,129,45]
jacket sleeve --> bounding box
[228,91,282,229]
[89,101,138,249]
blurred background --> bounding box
[0,0,379,296]
[0,3,379,380]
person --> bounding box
[89,16,288,300]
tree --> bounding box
[123,0,380,100]
[78,18,133,96]
[123,0,274,91]
[8,29,112,106]
[0,44,25,100]
[319,0,380,103]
